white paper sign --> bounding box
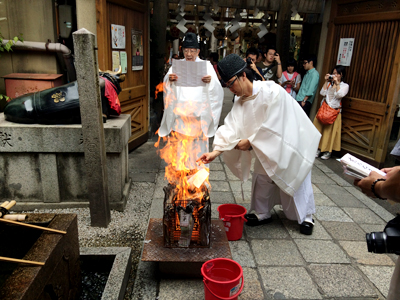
[111,24,125,49]
[172,60,207,87]
[337,38,354,66]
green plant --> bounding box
[0,31,23,102]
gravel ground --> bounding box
[26,181,156,300]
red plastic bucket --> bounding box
[217,204,247,241]
[201,258,244,300]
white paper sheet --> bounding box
[172,60,207,87]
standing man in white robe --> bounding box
[198,54,321,235]
[158,32,223,170]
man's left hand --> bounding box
[354,171,386,198]
[202,75,211,84]
[235,139,251,151]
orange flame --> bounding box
[155,82,164,99]
[155,81,210,201]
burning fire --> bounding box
[154,82,163,99]
[155,81,210,201]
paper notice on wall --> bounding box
[172,60,207,87]
[120,51,127,74]
[111,24,126,49]
[337,38,354,66]
[112,51,120,72]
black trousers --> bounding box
[298,100,312,117]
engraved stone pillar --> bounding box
[72,28,110,227]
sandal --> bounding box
[300,219,314,235]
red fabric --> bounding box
[282,71,298,94]
[102,77,121,115]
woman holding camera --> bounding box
[313,65,349,160]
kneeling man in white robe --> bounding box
[198,54,321,235]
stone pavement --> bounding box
[129,89,398,300]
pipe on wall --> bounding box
[1,40,76,82]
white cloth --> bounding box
[320,81,349,110]
[159,57,223,138]
[278,71,302,98]
[214,80,321,197]
[251,169,315,224]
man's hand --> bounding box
[197,150,222,164]
[274,53,281,64]
[301,101,306,107]
[234,139,251,151]
[354,171,385,198]
[169,73,178,81]
[202,75,211,84]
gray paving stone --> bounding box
[312,183,322,193]
[149,198,164,219]
[343,207,386,225]
[315,206,354,222]
[294,239,350,263]
[209,170,227,181]
[309,264,377,298]
[153,186,165,198]
[251,240,304,266]
[321,221,366,241]
[315,161,336,173]
[339,241,395,265]
[209,161,224,170]
[359,265,395,298]
[314,193,337,206]
[328,172,353,187]
[209,191,235,204]
[229,180,253,192]
[345,186,395,222]
[233,191,251,204]
[210,181,231,191]
[315,183,348,195]
[311,169,336,184]
[155,172,168,187]
[328,191,367,208]
[130,261,158,300]
[229,240,255,267]
[359,223,386,234]
[244,218,290,239]
[258,266,322,299]
[158,278,203,300]
[129,171,158,183]
[239,267,264,300]
[282,219,331,240]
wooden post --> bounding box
[276,0,292,68]
[72,28,110,227]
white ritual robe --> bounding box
[159,57,223,169]
[213,81,321,222]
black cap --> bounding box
[217,54,247,82]
[182,32,200,49]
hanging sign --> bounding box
[337,38,354,66]
[111,24,125,49]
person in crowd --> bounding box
[256,45,282,83]
[279,58,301,98]
[314,65,349,160]
[245,47,265,81]
[209,52,225,87]
[198,54,321,235]
[172,53,179,60]
[295,55,319,117]
[158,32,224,169]
[354,167,400,300]
[256,49,264,63]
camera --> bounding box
[246,57,253,65]
[328,75,334,80]
[366,214,400,255]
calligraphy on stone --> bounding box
[0,131,12,147]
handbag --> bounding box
[316,101,340,125]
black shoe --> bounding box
[300,219,314,235]
[245,213,273,227]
